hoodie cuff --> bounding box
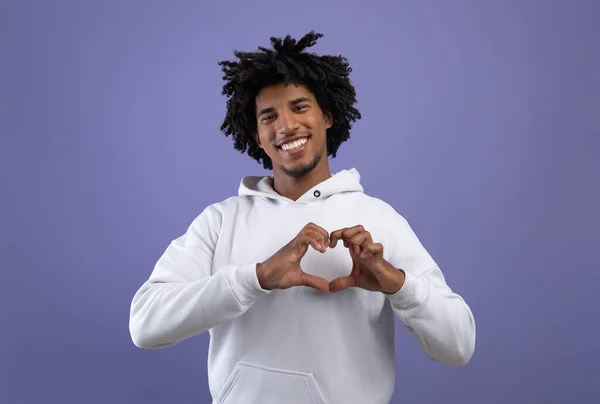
[385,271,428,311]
[229,263,271,306]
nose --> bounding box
[275,109,299,135]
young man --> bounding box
[129,32,476,404]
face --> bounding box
[254,82,333,178]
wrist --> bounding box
[381,262,406,295]
[384,271,428,310]
[229,263,272,305]
[256,262,273,290]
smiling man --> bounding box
[129,32,476,404]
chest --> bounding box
[211,204,389,282]
[209,203,393,336]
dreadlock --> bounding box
[218,31,361,169]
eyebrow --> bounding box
[257,97,312,118]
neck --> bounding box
[272,160,332,201]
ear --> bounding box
[324,112,333,129]
[253,132,263,148]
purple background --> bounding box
[2,1,599,403]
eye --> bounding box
[295,105,308,112]
[261,114,275,122]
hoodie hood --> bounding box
[238,168,364,205]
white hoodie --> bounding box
[129,168,476,404]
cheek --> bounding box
[256,133,279,156]
[310,114,329,130]
[255,131,269,148]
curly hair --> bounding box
[217,31,361,169]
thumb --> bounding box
[299,271,330,292]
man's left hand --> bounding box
[328,225,405,294]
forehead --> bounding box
[255,82,315,108]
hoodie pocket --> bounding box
[216,361,328,404]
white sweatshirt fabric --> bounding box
[129,168,476,404]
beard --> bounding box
[279,153,322,178]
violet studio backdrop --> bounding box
[1,0,599,403]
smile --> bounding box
[279,137,309,152]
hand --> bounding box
[329,225,405,294]
[256,222,330,292]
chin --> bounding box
[280,154,322,177]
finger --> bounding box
[331,225,365,247]
[329,228,346,248]
[297,233,326,253]
[349,231,373,248]
[329,275,356,292]
[341,225,365,240]
[310,230,330,252]
[360,243,383,259]
[367,243,383,255]
[305,223,330,248]
[297,234,320,251]
[345,239,361,256]
[300,272,330,292]
[304,230,328,253]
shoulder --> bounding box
[343,193,422,245]
[191,195,253,224]
[347,192,409,224]
[180,195,251,245]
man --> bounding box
[129,31,476,404]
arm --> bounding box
[384,214,476,366]
[128,206,270,349]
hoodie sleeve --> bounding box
[129,205,270,349]
[383,210,476,366]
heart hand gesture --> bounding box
[256,222,331,292]
[328,225,405,294]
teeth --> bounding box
[281,138,307,151]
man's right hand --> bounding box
[256,222,330,292]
